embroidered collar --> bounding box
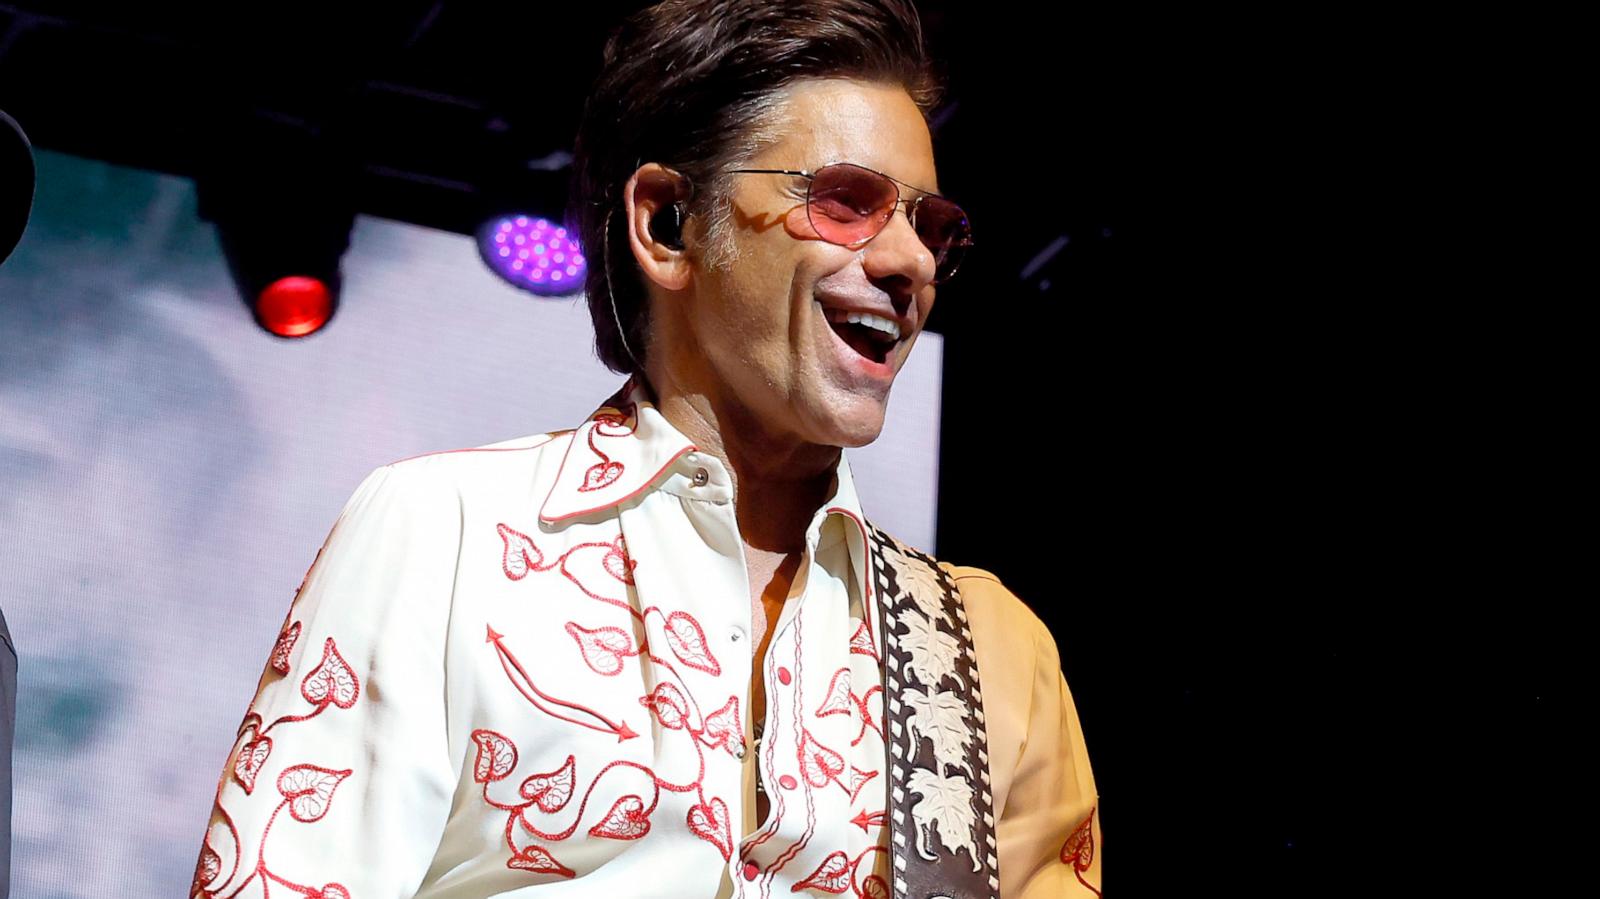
[539,377,870,562]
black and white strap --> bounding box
[867,521,1000,899]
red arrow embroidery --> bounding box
[486,624,639,742]
[852,809,888,833]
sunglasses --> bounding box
[724,162,973,284]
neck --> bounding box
[639,369,838,555]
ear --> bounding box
[622,163,694,293]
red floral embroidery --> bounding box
[191,838,221,897]
[603,534,637,584]
[640,682,692,730]
[581,460,624,491]
[590,794,652,840]
[842,766,877,804]
[1061,805,1101,897]
[471,729,519,783]
[224,636,361,798]
[203,634,366,898]
[848,846,890,899]
[849,618,878,659]
[279,764,352,823]
[565,621,638,676]
[232,730,272,795]
[816,668,884,747]
[662,610,721,675]
[793,850,851,893]
[700,695,742,755]
[687,797,733,860]
[577,409,636,492]
[519,754,576,813]
[799,728,846,789]
[853,685,885,748]
[270,621,301,675]
[817,668,854,717]
[300,637,360,709]
[498,522,546,580]
[508,844,575,877]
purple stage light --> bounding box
[477,215,587,297]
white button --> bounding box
[729,626,745,644]
[734,743,747,760]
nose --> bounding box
[859,206,936,298]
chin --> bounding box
[808,402,889,449]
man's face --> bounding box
[671,77,940,450]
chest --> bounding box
[432,486,890,896]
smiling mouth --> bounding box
[822,308,899,365]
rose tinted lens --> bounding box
[913,196,972,283]
[807,164,898,246]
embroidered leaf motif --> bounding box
[901,613,962,691]
[849,618,878,658]
[300,637,360,709]
[508,843,575,878]
[1061,806,1096,871]
[192,838,221,895]
[592,411,633,435]
[565,621,636,676]
[639,682,690,730]
[907,768,980,872]
[844,766,878,803]
[885,544,949,624]
[798,728,846,788]
[270,621,301,675]
[278,765,352,823]
[589,794,651,840]
[905,686,974,778]
[199,814,239,894]
[314,884,350,899]
[497,523,544,580]
[233,732,273,794]
[663,611,721,675]
[854,685,885,747]
[581,461,624,491]
[816,667,853,718]
[793,850,851,893]
[861,874,891,899]
[701,695,742,754]
[603,535,637,584]
[519,755,576,813]
[686,797,733,860]
[470,729,519,783]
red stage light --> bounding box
[256,276,333,337]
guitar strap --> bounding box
[865,520,1000,899]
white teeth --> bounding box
[825,308,901,340]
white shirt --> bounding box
[194,377,897,899]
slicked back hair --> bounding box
[566,0,945,376]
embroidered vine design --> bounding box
[193,633,362,899]
[1060,805,1101,897]
[484,523,743,877]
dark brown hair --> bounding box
[566,0,946,376]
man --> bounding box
[192,2,1099,897]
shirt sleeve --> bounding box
[996,615,1103,898]
[192,461,461,899]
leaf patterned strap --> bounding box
[866,521,1000,899]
